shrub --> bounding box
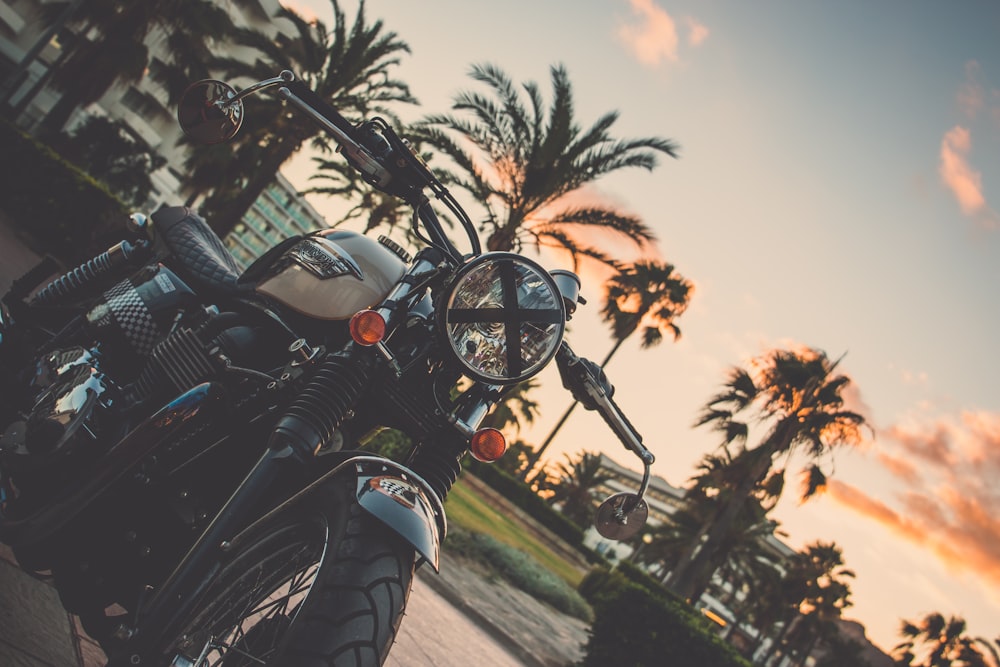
[1,118,128,264]
[582,581,752,667]
[444,528,593,622]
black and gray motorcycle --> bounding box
[0,70,656,666]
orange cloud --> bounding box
[875,452,920,485]
[685,17,710,46]
[835,412,1000,588]
[829,479,1000,588]
[616,0,707,67]
[939,125,987,217]
[882,421,954,467]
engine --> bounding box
[0,264,271,491]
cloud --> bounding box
[875,452,920,485]
[882,421,954,467]
[685,17,710,46]
[957,61,985,119]
[941,62,999,228]
[829,479,1000,588]
[616,0,707,67]
[832,412,1000,589]
[938,125,996,227]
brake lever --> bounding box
[555,343,655,467]
[556,342,655,540]
[277,84,393,189]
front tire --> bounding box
[162,479,415,666]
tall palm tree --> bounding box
[781,542,856,666]
[481,379,542,435]
[638,452,783,603]
[520,260,692,480]
[34,1,241,135]
[893,613,988,667]
[188,0,417,236]
[544,450,611,528]
[414,63,679,267]
[975,638,1000,667]
[665,347,868,601]
[303,139,443,244]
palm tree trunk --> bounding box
[520,336,628,482]
[666,438,780,600]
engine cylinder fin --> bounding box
[132,327,215,401]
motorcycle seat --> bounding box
[150,206,247,299]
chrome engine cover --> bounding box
[0,346,110,461]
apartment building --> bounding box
[0,0,325,248]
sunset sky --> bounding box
[285,0,1000,651]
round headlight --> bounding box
[442,253,566,384]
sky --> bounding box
[281,0,1000,653]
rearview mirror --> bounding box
[594,492,648,541]
[178,79,244,144]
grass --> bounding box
[444,528,593,622]
[443,477,585,587]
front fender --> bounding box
[353,457,445,570]
[238,454,446,571]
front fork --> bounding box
[106,366,501,665]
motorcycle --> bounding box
[0,69,656,666]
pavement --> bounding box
[0,218,591,666]
[0,543,589,667]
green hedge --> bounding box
[1,118,128,264]
[579,567,752,667]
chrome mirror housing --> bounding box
[177,79,244,144]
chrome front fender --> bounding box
[353,457,445,570]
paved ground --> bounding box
[0,219,591,666]
[0,543,587,667]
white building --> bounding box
[225,170,327,269]
[0,0,323,237]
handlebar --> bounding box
[555,342,655,467]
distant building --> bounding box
[0,0,322,246]
[584,453,685,560]
[224,171,328,269]
[580,453,827,666]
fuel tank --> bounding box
[254,230,406,320]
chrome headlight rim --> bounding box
[440,252,567,385]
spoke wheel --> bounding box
[161,479,416,666]
[171,520,326,666]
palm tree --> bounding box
[637,452,783,603]
[33,1,242,135]
[414,63,678,267]
[974,638,1000,667]
[188,0,417,236]
[520,260,692,480]
[665,347,869,601]
[893,613,988,667]
[481,379,542,435]
[544,450,611,528]
[781,542,856,666]
[303,139,443,244]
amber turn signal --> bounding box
[470,428,507,462]
[349,310,386,346]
